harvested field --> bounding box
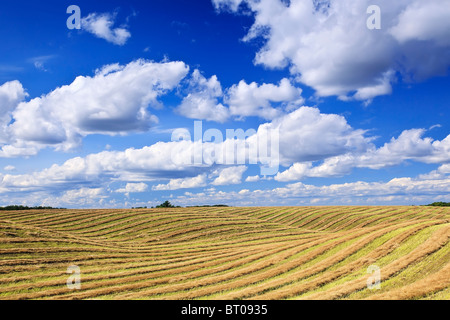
[0,206,449,300]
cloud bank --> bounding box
[213,0,450,101]
[0,60,189,157]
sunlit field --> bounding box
[0,206,449,300]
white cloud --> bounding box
[62,187,105,200]
[387,0,450,80]
[438,164,450,174]
[275,154,356,182]
[356,129,450,169]
[116,183,149,194]
[390,1,450,46]
[212,166,248,185]
[226,78,303,120]
[1,60,189,156]
[283,177,450,200]
[32,187,109,208]
[0,81,27,143]
[0,188,112,209]
[0,132,448,206]
[82,12,131,46]
[245,175,261,182]
[176,70,230,123]
[0,141,206,193]
[152,174,207,191]
[174,172,450,207]
[3,165,15,172]
[177,72,303,122]
[275,129,450,182]
[213,0,450,100]
[275,162,312,182]
[0,144,39,158]
[418,164,450,180]
[0,106,448,198]
[4,107,438,188]
[267,107,370,164]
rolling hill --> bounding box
[0,206,449,300]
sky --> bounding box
[0,0,449,208]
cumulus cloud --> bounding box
[281,177,450,202]
[36,189,115,208]
[4,188,111,208]
[390,1,450,47]
[0,81,27,143]
[213,0,450,101]
[0,140,217,195]
[275,163,312,182]
[176,70,230,123]
[152,174,207,191]
[275,154,358,182]
[82,12,131,46]
[61,187,107,205]
[173,105,363,174]
[275,129,450,182]
[245,175,261,182]
[211,166,248,185]
[418,164,450,180]
[226,78,303,120]
[0,105,448,198]
[175,173,450,207]
[174,106,371,175]
[439,164,450,174]
[357,129,450,169]
[267,106,370,164]
[0,106,425,189]
[176,71,303,122]
[0,60,189,157]
[0,144,195,192]
[116,183,149,194]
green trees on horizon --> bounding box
[156,201,177,208]
[0,205,64,211]
[427,202,450,207]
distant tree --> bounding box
[156,201,175,208]
[427,202,450,207]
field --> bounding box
[0,206,449,300]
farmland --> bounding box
[0,206,449,300]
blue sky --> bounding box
[0,0,449,208]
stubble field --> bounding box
[0,206,449,300]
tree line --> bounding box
[132,201,230,209]
[0,205,65,211]
[426,202,450,207]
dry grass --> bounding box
[0,206,448,300]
